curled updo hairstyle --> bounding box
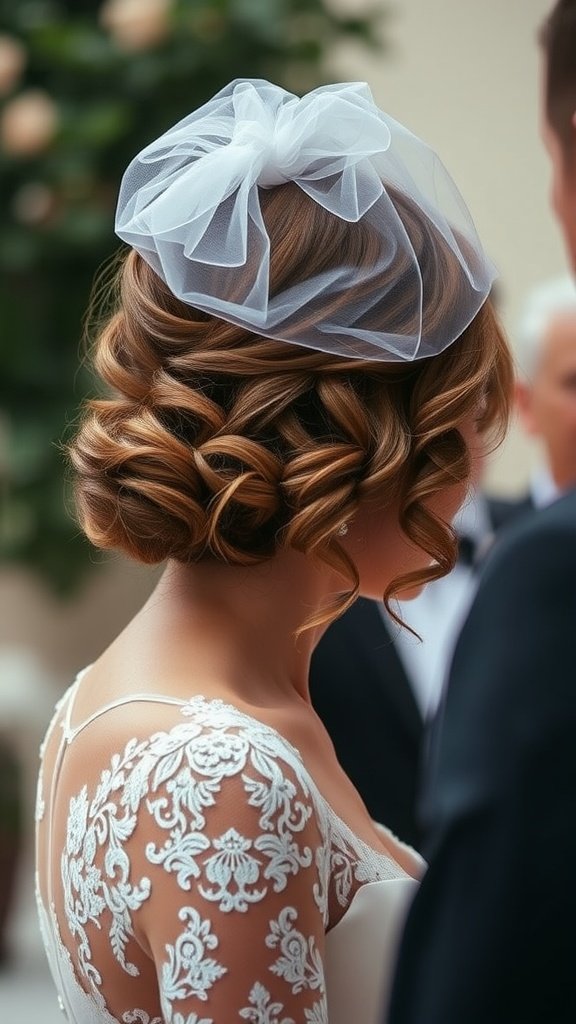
[71,184,512,628]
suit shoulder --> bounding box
[452,490,576,710]
[486,492,533,532]
[483,490,576,587]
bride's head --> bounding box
[69,82,512,628]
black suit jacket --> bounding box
[310,598,423,849]
[489,491,534,531]
[387,490,576,1023]
[309,495,521,852]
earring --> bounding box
[337,521,349,536]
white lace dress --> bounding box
[35,671,422,1024]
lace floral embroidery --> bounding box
[122,1012,163,1024]
[199,828,265,911]
[161,907,226,1004]
[267,908,324,994]
[238,982,327,1024]
[239,982,295,1024]
[39,694,409,1024]
[61,737,153,989]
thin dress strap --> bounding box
[64,692,188,743]
[56,663,189,743]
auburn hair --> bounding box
[70,184,512,630]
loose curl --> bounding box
[70,184,512,631]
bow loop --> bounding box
[116,78,495,362]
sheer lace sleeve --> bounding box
[127,700,329,1024]
[38,688,418,1024]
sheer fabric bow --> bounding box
[116,79,496,361]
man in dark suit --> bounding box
[514,276,576,509]
[387,491,576,1022]
[310,491,514,852]
[387,3,576,1018]
[310,596,424,849]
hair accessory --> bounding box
[116,78,496,362]
[337,522,349,537]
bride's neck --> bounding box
[139,551,342,703]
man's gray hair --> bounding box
[517,275,576,379]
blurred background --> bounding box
[0,0,563,1019]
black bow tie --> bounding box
[457,535,477,567]
[457,532,494,569]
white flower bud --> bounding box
[100,0,172,52]
[1,90,59,157]
[0,35,27,97]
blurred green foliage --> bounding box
[0,0,383,593]
[0,736,21,834]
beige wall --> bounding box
[330,0,565,491]
[0,0,568,686]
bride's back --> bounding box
[36,660,424,1024]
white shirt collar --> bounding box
[452,487,492,544]
[529,464,564,508]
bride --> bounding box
[35,79,511,1024]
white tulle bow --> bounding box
[116,78,496,361]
